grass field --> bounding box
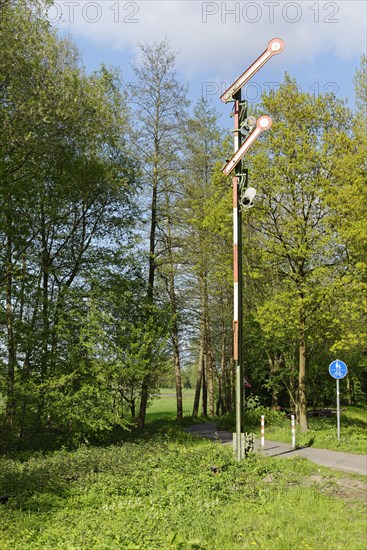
[0,427,366,549]
[145,388,196,422]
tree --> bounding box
[59,269,169,435]
[128,39,189,426]
[202,162,234,415]
[321,55,367,400]
[245,75,356,430]
[179,99,227,417]
[0,1,137,443]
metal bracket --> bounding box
[239,104,248,126]
[237,170,251,211]
[232,125,254,138]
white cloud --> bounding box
[52,0,366,71]
[50,0,366,107]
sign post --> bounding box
[329,359,348,440]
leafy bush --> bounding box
[217,395,286,432]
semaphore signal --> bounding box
[220,38,284,461]
[220,38,285,103]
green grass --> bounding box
[145,387,197,422]
[255,406,367,454]
[149,392,367,454]
[0,427,366,549]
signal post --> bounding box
[220,38,284,460]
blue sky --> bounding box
[51,1,366,123]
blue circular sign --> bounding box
[329,360,348,379]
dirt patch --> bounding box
[332,477,367,502]
[307,474,367,503]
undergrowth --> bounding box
[0,427,366,549]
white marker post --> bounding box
[260,415,265,448]
[291,414,296,449]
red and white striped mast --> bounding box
[220,38,284,461]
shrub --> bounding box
[217,395,286,432]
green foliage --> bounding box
[0,430,365,549]
[217,395,286,432]
[245,395,286,426]
[0,1,138,445]
[239,73,367,421]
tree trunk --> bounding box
[216,378,221,417]
[164,192,183,421]
[267,351,282,410]
[201,272,213,417]
[220,322,227,414]
[220,365,227,416]
[138,163,158,428]
[138,377,150,428]
[346,375,353,405]
[192,339,204,418]
[208,348,215,417]
[220,322,231,414]
[130,399,135,419]
[173,329,183,420]
[5,231,16,429]
[40,204,50,376]
[350,377,356,405]
[298,310,308,432]
[18,356,31,442]
[201,349,208,417]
